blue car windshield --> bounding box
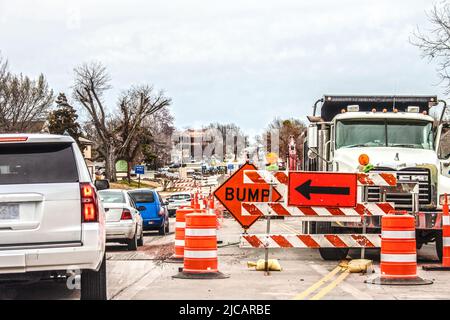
[129,192,155,203]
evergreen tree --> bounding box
[47,93,82,146]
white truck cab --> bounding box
[0,134,107,299]
[303,95,450,260]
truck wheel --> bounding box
[127,231,138,251]
[436,231,443,262]
[316,222,349,261]
[80,255,107,300]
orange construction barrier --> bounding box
[423,193,450,271]
[367,210,432,285]
[173,213,228,279]
[173,208,194,259]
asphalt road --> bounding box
[0,217,449,300]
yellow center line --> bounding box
[309,269,351,300]
[292,266,342,300]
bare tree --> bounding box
[72,62,171,181]
[203,122,248,161]
[412,2,450,101]
[0,55,54,132]
[259,117,305,163]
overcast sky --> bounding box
[0,0,444,136]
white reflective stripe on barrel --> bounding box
[444,237,450,247]
[175,222,186,228]
[184,250,217,259]
[381,230,415,239]
[443,216,450,226]
[381,253,417,263]
[185,228,216,237]
[175,239,185,246]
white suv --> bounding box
[167,192,192,216]
[0,134,107,300]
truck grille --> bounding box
[367,168,431,210]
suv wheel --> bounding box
[127,231,138,251]
[158,220,167,236]
[137,227,144,247]
[165,218,170,234]
[80,255,107,300]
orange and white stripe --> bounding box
[380,212,417,279]
[240,234,381,249]
[173,208,195,259]
[241,202,394,220]
[183,213,219,274]
[243,170,288,200]
[357,173,397,186]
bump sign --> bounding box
[214,163,282,229]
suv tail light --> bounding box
[121,209,132,220]
[80,183,98,222]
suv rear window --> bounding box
[129,191,155,203]
[0,143,79,184]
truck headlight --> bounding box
[439,194,450,205]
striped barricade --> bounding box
[240,234,381,249]
[243,170,288,201]
[240,202,395,221]
[356,173,397,186]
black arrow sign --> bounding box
[295,179,350,200]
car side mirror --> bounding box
[164,201,169,206]
[137,206,146,212]
[94,179,110,191]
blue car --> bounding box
[128,189,170,235]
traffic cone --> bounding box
[423,194,450,271]
[366,210,432,285]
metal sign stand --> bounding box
[264,183,273,276]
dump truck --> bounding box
[302,95,450,260]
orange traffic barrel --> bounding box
[380,212,417,278]
[366,210,432,285]
[173,213,228,279]
[173,208,195,259]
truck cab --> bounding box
[303,95,450,260]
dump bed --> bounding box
[319,95,438,121]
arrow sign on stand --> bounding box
[289,172,357,207]
[295,179,350,200]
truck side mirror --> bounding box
[94,179,110,191]
[307,126,318,148]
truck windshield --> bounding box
[336,120,434,150]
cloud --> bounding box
[0,0,442,134]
